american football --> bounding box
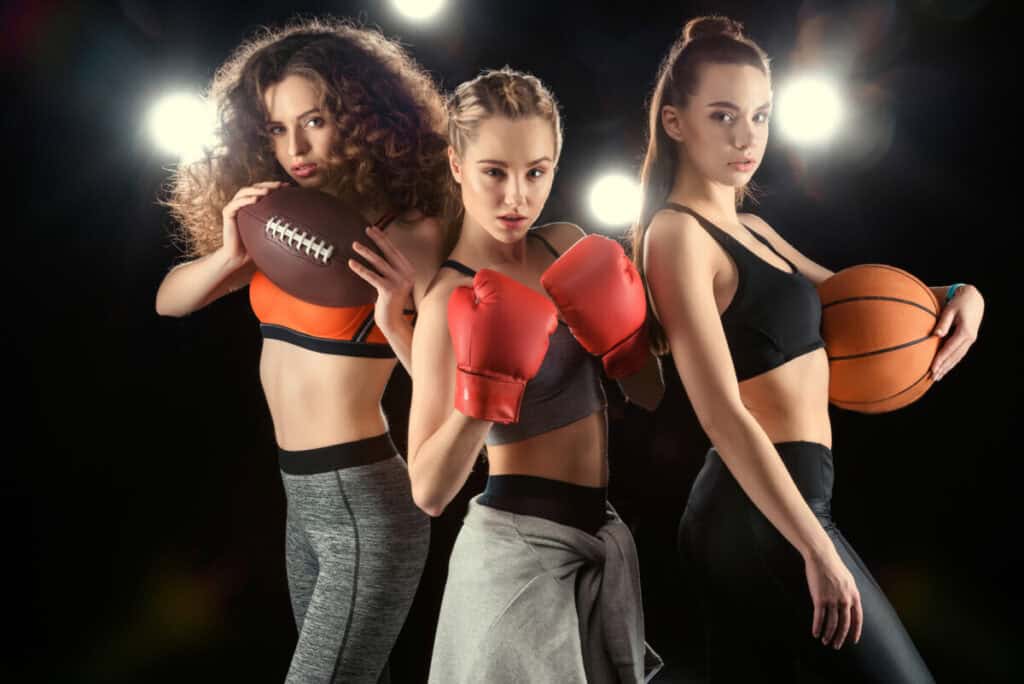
[236,186,382,307]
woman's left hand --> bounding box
[931,284,984,381]
[348,224,416,333]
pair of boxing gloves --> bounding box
[448,234,648,424]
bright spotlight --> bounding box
[392,0,446,21]
[776,75,844,145]
[588,173,641,228]
[147,92,217,161]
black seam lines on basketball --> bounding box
[265,216,335,265]
[869,264,935,305]
[833,368,932,404]
[821,295,936,317]
[827,334,934,361]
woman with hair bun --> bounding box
[633,14,983,682]
[155,17,452,683]
[407,67,664,683]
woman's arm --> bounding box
[615,354,665,411]
[646,209,861,646]
[647,211,835,558]
[378,317,414,374]
[351,218,446,375]
[155,249,256,317]
[407,284,492,516]
[929,283,984,381]
[156,181,285,317]
[542,222,666,410]
[349,223,417,373]
[740,214,985,382]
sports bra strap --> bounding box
[439,230,561,279]
[662,202,797,274]
[742,224,795,269]
[661,202,720,233]
[527,230,560,258]
[440,259,476,277]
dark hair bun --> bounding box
[683,15,744,42]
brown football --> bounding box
[236,186,382,307]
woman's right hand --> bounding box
[804,546,863,649]
[220,181,289,266]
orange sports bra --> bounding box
[248,214,415,358]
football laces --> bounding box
[265,216,335,265]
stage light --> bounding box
[588,173,641,228]
[391,0,446,21]
[147,92,217,161]
[776,75,845,145]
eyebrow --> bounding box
[706,100,772,111]
[265,108,321,125]
[476,156,553,166]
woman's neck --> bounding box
[319,182,393,227]
[453,216,529,268]
[666,173,740,227]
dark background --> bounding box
[7,0,1017,681]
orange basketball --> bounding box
[818,264,940,413]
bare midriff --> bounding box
[738,347,832,449]
[260,339,397,450]
[487,409,609,488]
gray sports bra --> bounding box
[440,231,608,445]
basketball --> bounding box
[818,264,940,413]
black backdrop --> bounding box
[7,0,1017,681]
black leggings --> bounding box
[677,441,935,683]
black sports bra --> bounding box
[440,231,607,445]
[661,203,825,382]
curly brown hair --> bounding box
[163,17,451,257]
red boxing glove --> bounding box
[448,268,558,423]
[540,234,649,379]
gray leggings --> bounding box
[279,433,430,684]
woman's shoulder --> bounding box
[390,210,447,260]
[645,208,716,253]
[420,256,471,309]
[392,210,443,242]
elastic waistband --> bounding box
[278,432,398,475]
[707,440,834,502]
[477,474,607,535]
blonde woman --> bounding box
[408,67,664,683]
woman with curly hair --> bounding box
[155,18,451,684]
